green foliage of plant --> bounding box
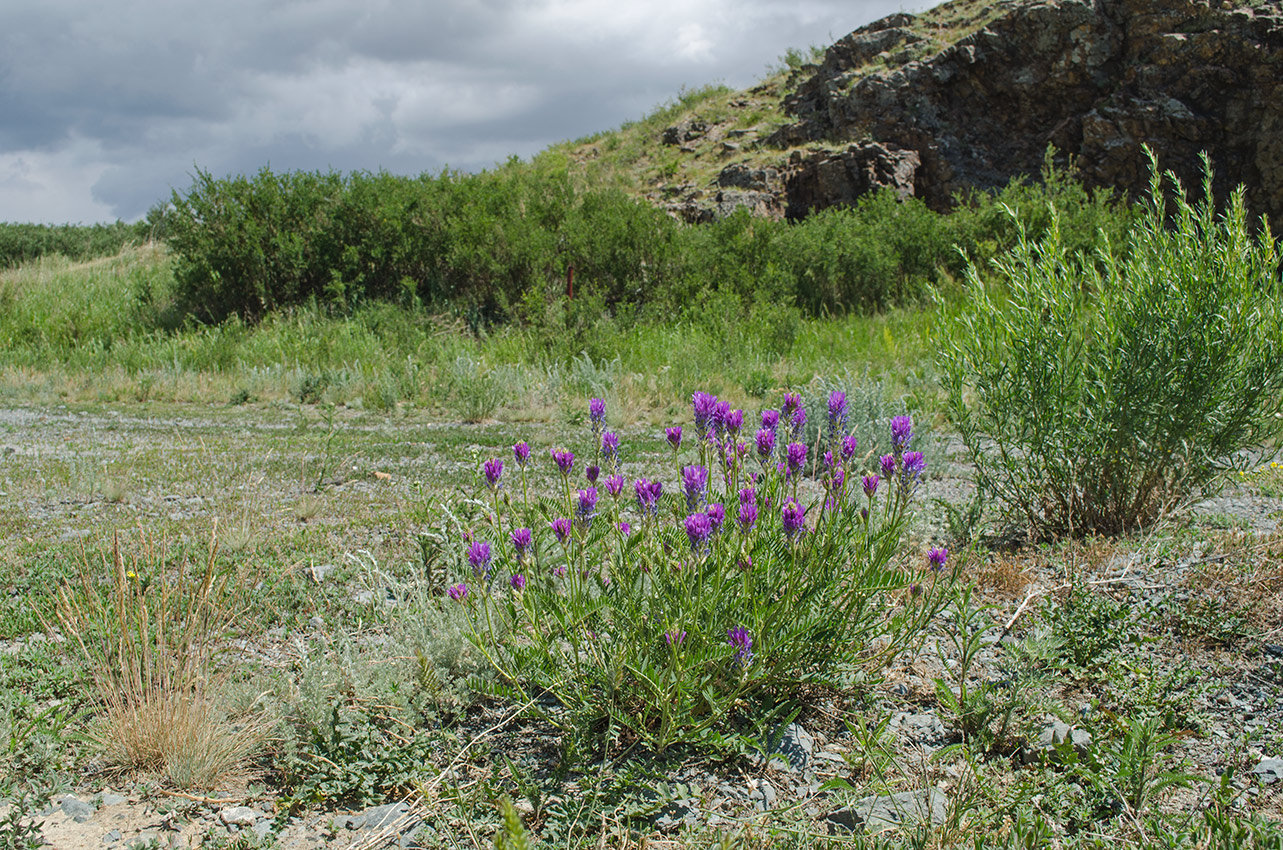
[1041,585,1135,676]
[0,786,45,850]
[0,221,148,268]
[279,698,436,808]
[943,151,1283,538]
[456,393,948,754]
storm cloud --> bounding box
[0,0,927,223]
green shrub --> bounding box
[942,151,1283,538]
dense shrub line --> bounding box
[161,156,1137,324]
[0,221,151,268]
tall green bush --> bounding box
[942,152,1283,538]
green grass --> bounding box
[0,246,941,418]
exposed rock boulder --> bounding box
[765,0,1283,229]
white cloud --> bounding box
[0,0,938,223]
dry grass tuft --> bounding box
[50,527,267,789]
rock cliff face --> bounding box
[720,0,1283,228]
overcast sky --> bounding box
[0,0,932,225]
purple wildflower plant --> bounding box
[510,574,526,592]
[684,512,713,551]
[790,406,807,441]
[576,488,599,524]
[605,474,624,499]
[551,448,575,477]
[785,442,807,480]
[513,441,530,467]
[755,428,777,464]
[692,392,719,440]
[665,426,683,451]
[511,527,533,563]
[552,565,567,579]
[827,390,848,435]
[483,458,504,490]
[781,393,801,417]
[761,409,780,432]
[665,628,686,647]
[601,431,620,468]
[447,583,468,602]
[737,501,758,532]
[586,464,600,485]
[739,486,757,505]
[725,408,744,436]
[550,517,572,545]
[706,502,725,533]
[634,478,662,518]
[862,474,880,499]
[589,398,606,433]
[927,546,949,571]
[901,451,926,490]
[712,399,732,439]
[880,454,897,478]
[682,465,709,510]
[841,434,859,462]
[467,541,492,577]
[781,499,806,539]
[617,521,632,536]
[727,627,753,666]
[890,415,914,453]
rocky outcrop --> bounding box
[763,0,1283,229]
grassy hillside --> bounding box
[539,0,1008,205]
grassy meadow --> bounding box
[2,161,1283,850]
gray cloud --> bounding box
[0,0,930,223]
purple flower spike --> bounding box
[666,426,683,450]
[618,521,632,536]
[842,434,859,461]
[727,627,753,665]
[862,474,880,499]
[550,517,572,544]
[447,583,468,602]
[483,458,504,489]
[927,546,949,571]
[790,406,807,440]
[781,393,801,416]
[737,501,758,531]
[467,541,492,577]
[605,474,624,498]
[823,450,835,470]
[891,415,914,452]
[510,574,526,592]
[513,441,530,467]
[726,408,744,436]
[692,392,719,439]
[551,448,575,476]
[880,454,897,478]
[761,409,780,432]
[589,398,606,430]
[601,431,620,466]
[635,478,662,518]
[586,464,600,485]
[684,512,713,551]
[755,428,776,463]
[552,565,567,578]
[706,503,725,532]
[828,390,848,433]
[739,486,757,506]
[577,488,599,522]
[782,499,806,539]
[903,451,925,477]
[682,465,709,510]
[511,527,533,562]
[712,400,732,438]
[786,442,807,479]
[665,628,686,647]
